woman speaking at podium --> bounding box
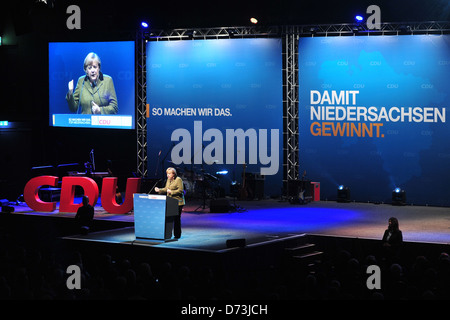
[155,167,185,239]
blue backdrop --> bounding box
[146,38,283,198]
[48,41,135,128]
[299,35,450,206]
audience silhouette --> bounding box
[0,213,449,300]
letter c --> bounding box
[24,176,59,212]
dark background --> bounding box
[0,0,449,201]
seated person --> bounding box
[75,195,95,234]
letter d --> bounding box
[310,90,321,105]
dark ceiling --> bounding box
[1,0,449,37]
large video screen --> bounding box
[48,41,135,129]
[298,34,450,206]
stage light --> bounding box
[392,188,406,206]
[337,185,350,203]
[216,170,228,175]
[250,17,258,24]
[141,21,149,28]
[0,121,9,127]
[355,15,364,22]
[399,25,412,34]
[0,199,14,213]
[185,30,197,39]
[227,28,238,36]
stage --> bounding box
[8,197,450,250]
[3,197,450,301]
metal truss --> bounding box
[144,26,281,41]
[294,21,450,36]
[136,30,148,178]
[282,26,299,196]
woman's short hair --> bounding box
[166,167,177,176]
[83,52,101,71]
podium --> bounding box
[133,194,179,241]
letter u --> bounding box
[101,177,141,214]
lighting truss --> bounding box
[282,26,299,196]
[296,21,450,36]
[143,26,281,41]
[136,30,148,178]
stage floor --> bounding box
[9,198,450,252]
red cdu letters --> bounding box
[101,177,141,214]
[23,175,142,214]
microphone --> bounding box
[148,179,162,194]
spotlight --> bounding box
[250,17,258,24]
[216,170,228,175]
[227,28,238,36]
[0,199,14,213]
[352,24,365,34]
[337,185,350,203]
[185,30,197,39]
[355,15,364,22]
[141,21,149,28]
[392,188,406,206]
[398,25,412,34]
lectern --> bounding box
[133,194,179,241]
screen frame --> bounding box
[48,40,136,130]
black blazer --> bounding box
[382,229,403,246]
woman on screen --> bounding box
[66,52,118,114]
